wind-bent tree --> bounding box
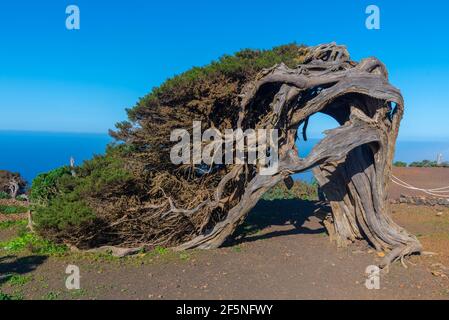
[32,43,421,267]
[0,170,26,198]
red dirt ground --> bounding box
[1,201,449,300]
[390,167,449,200]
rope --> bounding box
[392,175,449,193]
[391,174,449,199]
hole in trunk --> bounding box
[293,112,341,182]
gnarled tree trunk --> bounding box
[176,43,421,267]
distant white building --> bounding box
[70,156,76,177]
[437,153,443,166]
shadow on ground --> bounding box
[228,199,326,245]
[0,255,47,285]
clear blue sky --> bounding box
[0,0,448,140]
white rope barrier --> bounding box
[391,174,449,198]
[392,175,449,193]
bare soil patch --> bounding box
[1,201,449,300]
[390,167,449,200]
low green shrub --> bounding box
[409,160,449,168]
[8,275,32,287]
[154,246,169,255]
[393,161,408,167]
[0,220,27,230]
[33,197,95,232]
[0,232,67,256]
[43,291,60,300]
[0,205,28,215]
[0,291,23,300]
[0,191,11,199]
[30,147,133,243]
[262,180,318,201]
[30,167,73,205]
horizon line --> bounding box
[0,129,112,135]
[1,129,448,143]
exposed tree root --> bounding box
[69,245,144,257]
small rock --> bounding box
[377,252,385,258]
[436,212,443,217]
[431,270,443,277]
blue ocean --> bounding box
[0,131,112,184]
[1,131,448,185]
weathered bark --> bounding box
[8,179,20,199]
[0,170,25,199]
[176,43,421,267]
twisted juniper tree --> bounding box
[32,43,421,267]
[0,170,26,198]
